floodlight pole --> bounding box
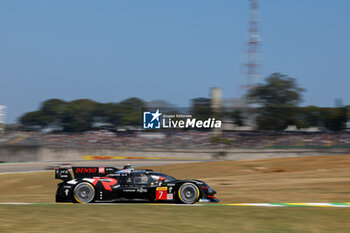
[0,105,7,136]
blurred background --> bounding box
[1,1,350,232]
[0,0,349,163]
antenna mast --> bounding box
[245,0,262,92]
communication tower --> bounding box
[245,0,262,92]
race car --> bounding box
[55,164,219,204]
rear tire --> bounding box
[73,182,95,203]
[178,183,200,204]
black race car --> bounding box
[55,164,219,204]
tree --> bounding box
[298,106,347,131]
[20,99,67,130]
[248,73,304,107]
[119,97,145,110]
[119,97,145,126]
[19,111,48,129]
[230,110,244,126]
[319,107,347,131]
[61,99,98,132]
[96,103,123,126]
[41,99,67,126]
[41,99,66,116]
[19,98,148,132]
[297,106,320,128]
[146,100,175,108]
[248,73,305,130]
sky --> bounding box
[0,0,349,123]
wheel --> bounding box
[73,182,95,203]
[178,183,200,204]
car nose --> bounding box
[209,188,216,195]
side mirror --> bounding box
[158,177,166,185]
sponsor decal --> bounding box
[156,187,168,200]
[111,173,127,177]
[75,168,97,173]
[57,170,69,174]
[123,189,136,192]
[167,194,173,200]
[67,180,78,185]
[65,189,69,196]
[99,167,105,173]
[91,177,117,191]
[56,169,70,178]
[112,184,120,189]
[82,178,95,183]
[137,187,148,193]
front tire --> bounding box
[73,182,95,203]
[178,183,200,204]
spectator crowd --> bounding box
[4,130,350,150]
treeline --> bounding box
[245,73,348,131]
[19,73,349,132]
[227,106,347,131]
[19,99,348,132]
[20,98,145,132]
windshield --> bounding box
[151,173,176,183]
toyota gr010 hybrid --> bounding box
[55,165,219,204]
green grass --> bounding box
[0,205,350,233]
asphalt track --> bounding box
[0,159,203,173]
[1,202,350,207]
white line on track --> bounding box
[1,202,350,207]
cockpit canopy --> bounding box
[112,165,177,183]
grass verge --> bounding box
[1,205,350,233]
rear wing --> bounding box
[55,167,119,181]
[55,168,72,182]
[72,167,119,179]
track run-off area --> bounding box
[2,156,350,206]
[2,156,350,233]
[1,202,350,207]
